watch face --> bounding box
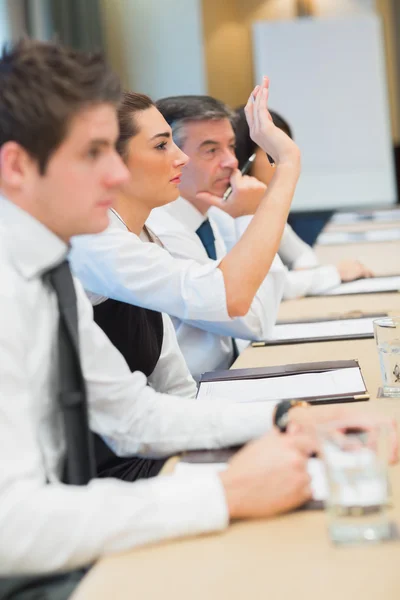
[278,412,290,432]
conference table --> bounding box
[73,223,400,600]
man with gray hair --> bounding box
[148,93,287,378]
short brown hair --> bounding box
[0,39,122,173]
[116,91,154,159]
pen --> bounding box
[236,393,370,404]
[222,152,256,202]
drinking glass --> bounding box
[373,316,400,397]
[319,421,390,545]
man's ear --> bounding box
[0,142,36,189]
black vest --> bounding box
[93,299,164,479]
[94,298,163,375]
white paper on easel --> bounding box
[252,14,396,211]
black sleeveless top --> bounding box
[93,299,164,478]
[94,299,163,375]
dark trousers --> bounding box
[0,570,87,600]
[97,455,166,481]
[94,433,167,482]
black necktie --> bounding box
[196,219,217,260]
[195,219,238,362]
[46,260,96,485]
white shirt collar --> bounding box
[0,194,68,280]
[109,208,153,243]
[163,196,207,233]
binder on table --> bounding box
[313,275,400,297]
[197,359,369,406]
[251,313,387,347]
[317,228,400,245]
[330,208,400,225]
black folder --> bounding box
[198,359,369,405]
[251,313,387,347]
[311,275,400,297]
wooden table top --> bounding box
[315,241,398,276]
[73,238,400,600]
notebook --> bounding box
[314,275,400,296]
[317,228,400,245]
[251,314,386,347]
[197,360,368,405]
[330,209,400,225]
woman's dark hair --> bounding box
[116,91,155,158]
[0,39,121,174]
[234,105,293,170]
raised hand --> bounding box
[245,77,300,166]
[337,259,374,282]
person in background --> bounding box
[147,94,288,377]
[71,90,290,381]
[225,106,373,299]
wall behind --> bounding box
[202,0,399,141]
[100,0,206,100]
[0,1,10,46]
[0,0,27,45]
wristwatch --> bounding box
[274,399,310,433]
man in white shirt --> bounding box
[149,95,289,376]
[0,39,326,599]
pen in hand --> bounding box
[222,153,257,202]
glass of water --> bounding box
[319,421,391,545]
[373,316,400,397]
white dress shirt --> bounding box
[148,313,197,398]
[209,209,341,300]
[0,195,279,575]
[71,207,286,380]
[84,215,197,400]
[147,197,286,378]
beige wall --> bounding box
[100,0,130,87]
[202,0,399,141]
[376,0,399,141]
[100,0,206,99]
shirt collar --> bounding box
[0,195,68,280]
[164,196,207,233]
